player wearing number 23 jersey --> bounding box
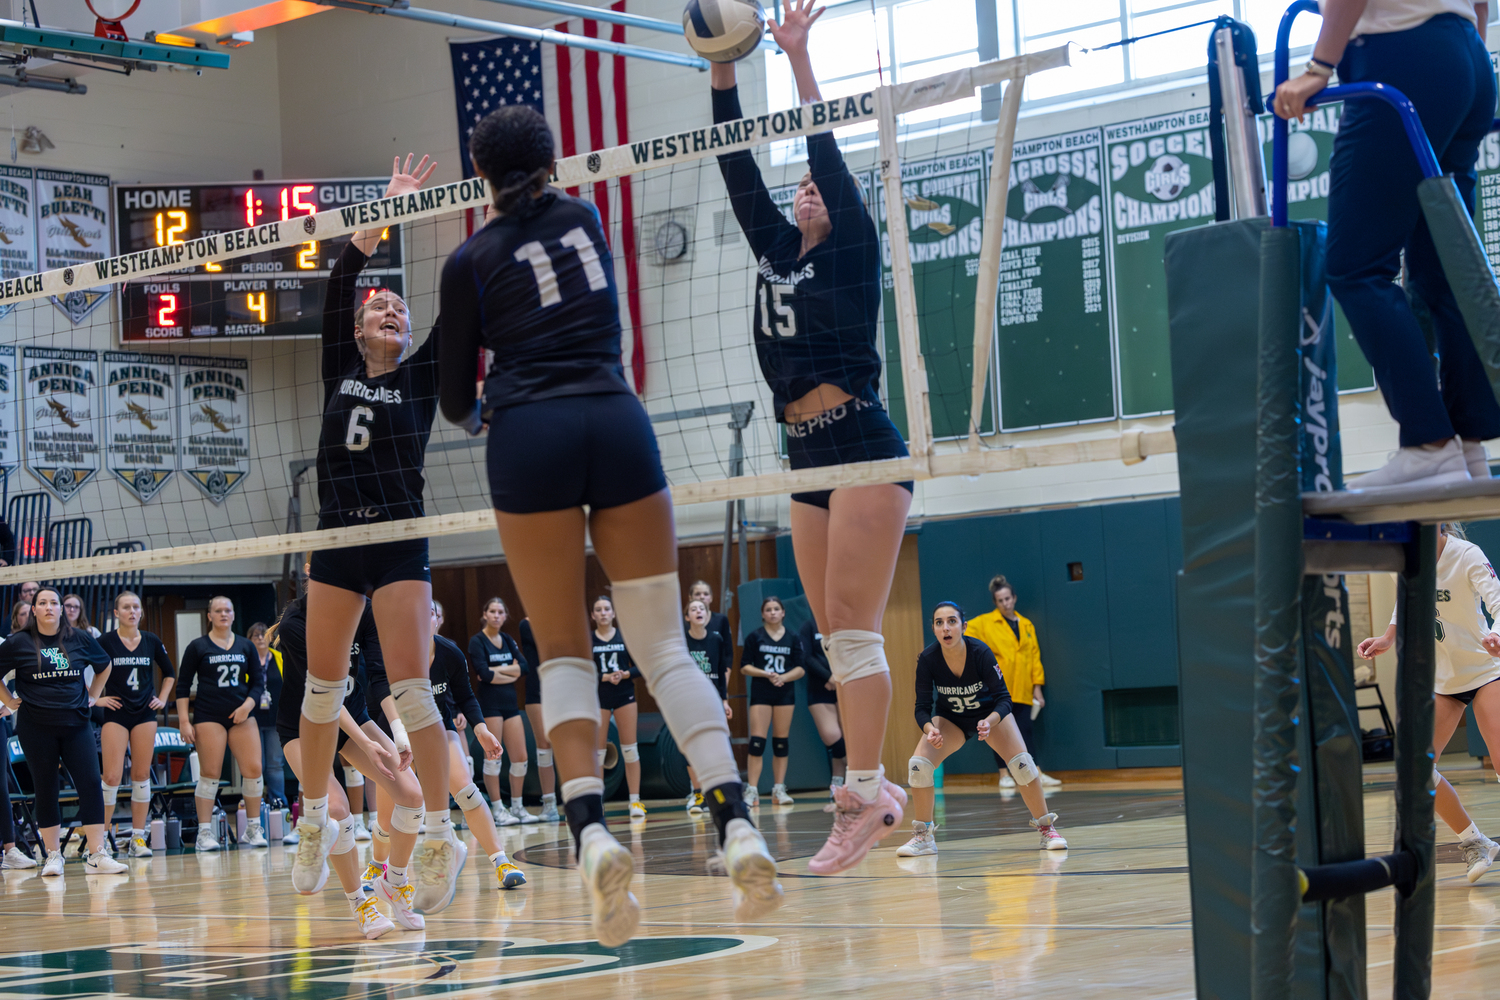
[913,636,1012,742]
[97,630,175,729]
[178,632,264,730]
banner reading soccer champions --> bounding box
[179,355,249,503]
[1105,109,1217,417]
[997,128,1114,430]
[23,346,100,501]
[104,351,177,503]
[36,168,112,324]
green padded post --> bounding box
[1416,176,1500,408]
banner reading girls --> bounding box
[178,355,249,503]
[22,346,100,501]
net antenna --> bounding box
[0,41,1186,587]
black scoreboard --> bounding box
[113,179,404,341]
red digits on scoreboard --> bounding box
[157,293,178,328]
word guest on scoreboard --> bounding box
[113,179,404,341]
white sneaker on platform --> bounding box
[3,845,36,869]
[896,820,938,857]
[496,805,521,827]
[195,828,220,853]
[1349,438,1471,493]
[577,823,638,947]
[40,851,63,877]
[771,784,794,805]
[351,817,371,843]
[1464,441,1493,479]
[243,820,269,848]
[85,851,128,875]
[1464,835,1500,883]
[511,803,540,825]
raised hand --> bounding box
[385,154,438,199]
[767,0,824,57]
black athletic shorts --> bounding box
[193,710,248,732]
[598,679,637,712]
[478,684,521,720]
[101,705,157,730]
[937,701,1015,742]
[310,538,430,595]
[487,392,668,514]
[750,677,797,707]
[806,677,838,705]
[785,398,912,509]
[1444,676,1500,705]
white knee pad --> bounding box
[538,657,600,734]
[596,748,608,768]
[609,571,736,790]
[343,766,364,789]
[1008,752,1039,786]
[372,820,390,845]
[389,677,443,733]
[509,761,529,777]
[621,743,639,764]
[826,629,889,684]
[391,802,424,835]
[101,782,119,803]
[300,674,346,725]
[195,777,218,801]
[454,783,485,813]
[332,816,357,855]
[482,758,504,776]
[131,779,151,804]
[908,756,935,788]
[535,748,553,768]
[241,775,263,798]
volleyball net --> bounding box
[0,41,1173,591]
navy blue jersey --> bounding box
[797,619,831,687]
[468,630,524,684]
[273,597,367,733]
[432,634,483,730]
[437,190,633,427]
[713,86,883,422]
[317,242,439,530]
[686,628,730,699]
[98,630,175,716]
[741,626,800,677]
[592,627,638,683]
[914,637,1010,729]
[178,633,264,718]
[0,628,109,727]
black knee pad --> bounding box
[772,737,790,758]
[747,736,767,758]
[826,737,846,759]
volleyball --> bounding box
[683,0,767,63]
[1286,129,1319,180]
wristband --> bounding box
[1304,59,1333,79]
[390,717,410,751]
[1309,56,1335,70]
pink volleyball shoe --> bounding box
[807,778,907,875]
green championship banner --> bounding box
[880,150,995,440]
[1255,105,1375,393]
[1105,109,1218,417]
[996,127,1115,429]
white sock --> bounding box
[132,828,144,838]
[424,812,454,842]
[489,850,507,866]
[386,863,407,886]
[345,888,366,913]
[542,793,556,805]
[846,767,883,804]
[1461,822,1482,843]
[629,794,640,804]
[303,796,329,828]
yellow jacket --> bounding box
[965,609,1044,704]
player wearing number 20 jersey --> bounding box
[913,636,1012,742]
[98,630,175,729]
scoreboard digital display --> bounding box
[113,179,405,341]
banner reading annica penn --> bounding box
[104,351,177,503]
[23,346,100,501]
[179,355,248,504]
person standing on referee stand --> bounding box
[712,0,911,874]
[296,155,464,912]
[966,576,1061,789]
[1274,0,1498,491]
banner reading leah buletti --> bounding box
[36,168,111,324]
[103,351,177,503]
[178,355,249,503]
[23,346,100,501]
[0,346,18,485]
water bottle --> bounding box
[164,816,181,849]
[150,818,166,851]
[188,751,201,783]
[267,808,283,840]
[236,801,247,841]
[215,808,229,846]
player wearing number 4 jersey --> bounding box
[438,104,781,947]
[298,155,461,913]
[898,602,1066,859]
[98,591,176,859]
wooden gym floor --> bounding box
[0,761,1497,999]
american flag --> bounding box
[449,5,646,393]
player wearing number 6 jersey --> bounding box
[438,104,781,947]
[97,591,176,858]
[897,602,1066,859]
[298,155,462,912]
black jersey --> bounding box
[468,630,524,685]
[797,619,831,687]
[274,597,369,734]
[97,630,175,715]
[438,190,633,428]
[685,628,730,699]
[713,86,883,422]
[592,627,638,682]
[179,633,264,718]
[914,637,1010,729]
[0,628,109,726]
[432,635,483,729]
[518,618,539,672]
[742,626,800,677]
[706,611,732,651]
[317,242,440,530]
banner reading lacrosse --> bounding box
[0,346,18,486]
[104,351,177,503]
[36,168,112,324]
[23,346,100,501]
[179,355,249,503]
[998,128,1115,430]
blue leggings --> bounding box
[1325,13,1500,447]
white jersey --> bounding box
[1390,536,1500,693]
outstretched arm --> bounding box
[767,0,825,104]
[353,155,437,256]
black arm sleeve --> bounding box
[740,632,760,673]
[151,634,177,678]
[507,632,529,677]
[278,611,308,683]
[712,86,800,261]
[359,604,390,709]
[713,633,731,698]
[446,650,485,731]
[806,130,873,250]
[519,620,539,676]
[242,639,265,706]
[322,242,370,393]
[913,654,934,730]
[617,631,641,680]
[799,621,831,685]
[177,639,201,701]
[437,247,485,432]
[468,634,494,684]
